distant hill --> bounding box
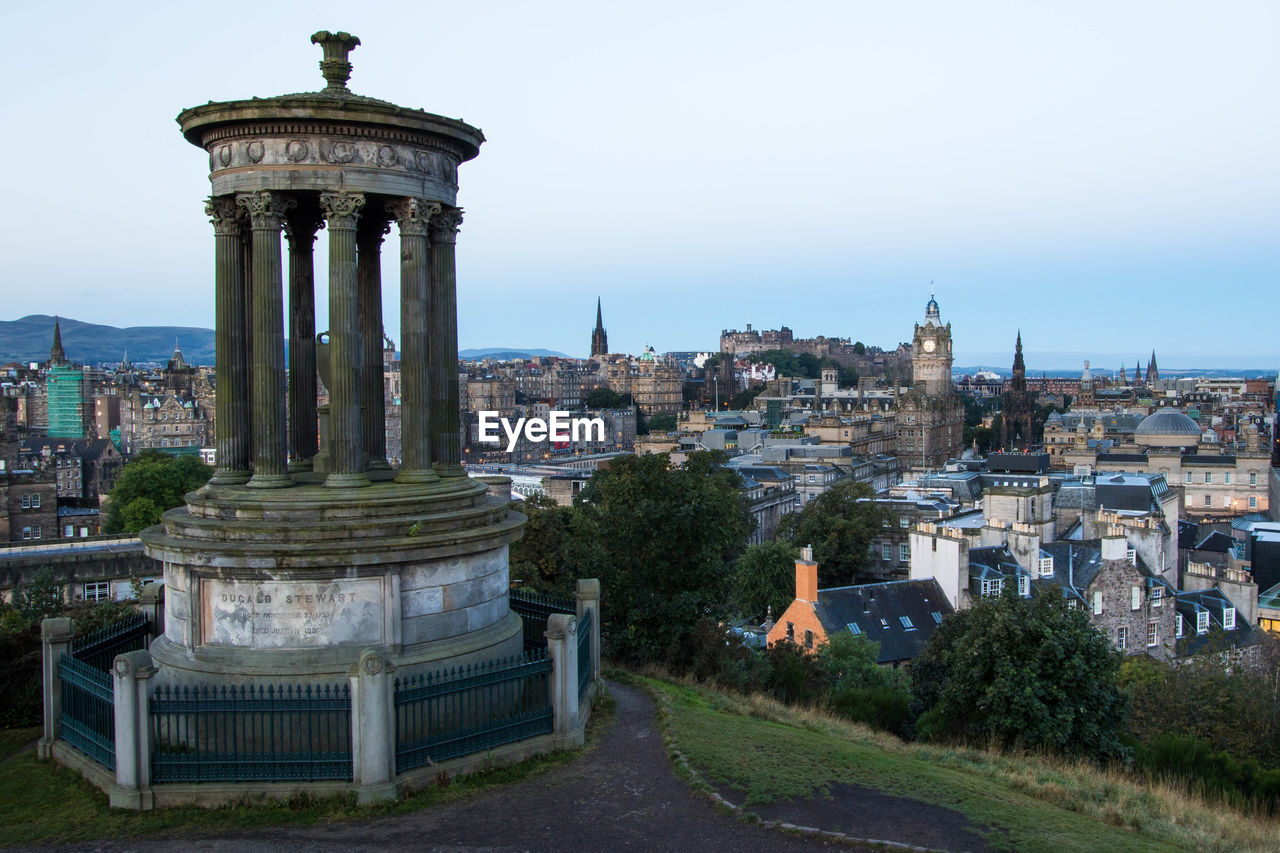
[459,347,570,361]
[0,315,215,365]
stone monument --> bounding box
[143,31,525,684]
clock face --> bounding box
[923,339,936,353]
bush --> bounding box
[667,618,770,693]
[764,640,825,705]
[828,685,912,736]
[1133,733,1280,814]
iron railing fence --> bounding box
[59,652,115,770]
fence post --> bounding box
[575,578,601,688]
[545,614,581,747]
[38,617,74,760]
[351,648,398,803]
[109,649,156,810]
[138,582,164,638]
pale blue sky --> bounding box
[1,1,1275,370]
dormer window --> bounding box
[1224,607,1236,631]
[1038,556,1054,577]
[899,616,915,631]
[1126,548,1137,566]
[847,622,862,635]
[1019,575,1030,597]
[1150,587,1162,607]
[1197,610,1209,634]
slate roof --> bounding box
[1175,588,1261,656]
[813,578,953,664]
[1193,531,1235,553]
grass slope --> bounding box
[643,675,1278,853]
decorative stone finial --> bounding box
[310,31,361,93]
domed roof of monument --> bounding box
[177,31,484,160]
[1135,408,1200,436]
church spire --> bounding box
[589,297,608,358]
[49,316,67,366]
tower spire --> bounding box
[589,297,608,358]
[49,316,66,366]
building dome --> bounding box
[1135,407,1201,437]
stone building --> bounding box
[895,293,963,470]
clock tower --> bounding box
[912,292,953,397]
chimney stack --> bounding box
[796,545,818,602]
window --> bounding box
[1204,472,1212,484]
[32,525,41,539]
[899,615,915,630]
[786,622,794,641]
[1251,497,1258,509]
[1116,626,1127,650]
[899,543,910,562]
[1147,622,1158,647]
[21,526,31,540]
[64,524,73,537]
[1197,611,1209,634]
[931,611,943,624]
[1185,472,1193,484]
[1224,472,1231,485]
[84,581,110,602]
[1204,495,1211,507]
[1038,556,1054,577]
[1224,495,1231,508]
[881,544,891,560]
[847,622,862,635]
[1176,612,1184,637]
[1251,473,1258,486]
[1131,586,1141,611]
[982,578,1003,597]
[1019,575,1030,597]
[899,517,909,528]
[1093,591,1103,615]
[30,494,40,508]
[20,494,30,509]
[1127,548,1137,565]
[1224,607,1236,630]
[1151,586,1162,607]
[879,618,890,629]
[804,630,814,649]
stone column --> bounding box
[428,208,465,477]
[350,649,397,803]
[388,198,441,484]
[576,578,601,690]
[38,617,73,759]
[357,217,391,470]
[237,191,296,488]
[109,649,157,810]
[320,191,369,488]
[284,208,324,472]
[206,197,250,484]
[545,614,583,748]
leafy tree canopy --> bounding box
[584,387,633,410]
[731,540,797,623]
[103,451,212,534]
[776,481,890,587]
[644,413,678,434]
[509,495,588,597]
[577,451,751,663]
[911,588,1129,762]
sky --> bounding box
[1,1,1276,371]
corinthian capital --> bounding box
[205,196,242,237]
[236,191,296,230]
[282,209,325,246]
[387,197,441,237]
[319,191,366,230]
[428,207,464,244]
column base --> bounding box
[395,468,440,484]
[208,470,251,486]
[246,473,296,489]
[367,458,392,471]
[435,463,466,478]
[325,472,372,488]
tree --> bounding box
[728,387,762,410]
[852,341,866,356]
[11,568,64,625]
[644,413,677,434]
[576,451,751,663]
[910,588,1129,762]
[103,451,212,534]
[776,481,891,587]
[584,387,631,410]
[731,540,797,622]
[508,495,586,596]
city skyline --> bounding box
[1,1,1276,369]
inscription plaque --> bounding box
[201,578,384,648]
